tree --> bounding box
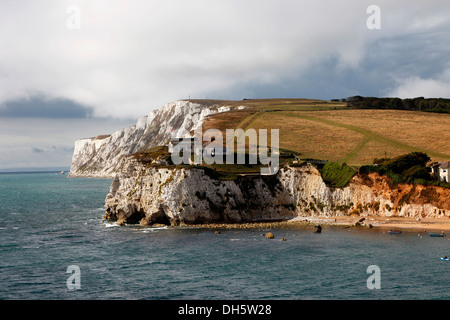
[384,152,430,174]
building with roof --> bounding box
[431,161,450,182]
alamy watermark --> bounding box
[366,5,381,30]
[66,265,81,290]
[366,265,381,289]
[170,124,280,175]
[65,4,381,31]
[67,5,81,30]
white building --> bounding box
[432,161,450,182]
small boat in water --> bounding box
[388,230,402,234]
[441,257,449,261]
[430,233,445,237]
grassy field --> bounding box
[197,99,450,166]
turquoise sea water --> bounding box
[1,172,450,300]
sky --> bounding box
[1,0,450,170]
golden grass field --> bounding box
[196,99,450,166]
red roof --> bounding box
[440,161,450,169]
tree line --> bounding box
[340,96,450,114]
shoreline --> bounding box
[174,215,450,234]
[312,216,450,233]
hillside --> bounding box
[200,98,450,166]
[69,98,450,178]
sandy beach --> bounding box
[293,215,450,233]
[179,215,450,234]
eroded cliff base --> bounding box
[103,156,450,227]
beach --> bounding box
[178,215,450,234]
[309,216,450,233]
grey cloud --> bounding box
[0,96,94,119]
[51,145,75,153]
[31,145,75,154]
[0,116,135,170]
[31,147,44,153]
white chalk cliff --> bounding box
[69,100,230,178]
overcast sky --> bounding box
[1,0,450,170]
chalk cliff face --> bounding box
[103,158,450,225]
[69,100,232,178]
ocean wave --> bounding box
[103,222,120,228]
[139,226,168,233]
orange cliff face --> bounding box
[352,172,450,218]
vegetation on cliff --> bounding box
[319,161,357,188]
[130,145,173,165]
[359,152,450,187]
[132,145,300,181]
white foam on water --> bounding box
[103,222,120,228]
[138,226,168,233]
[151,226,168,230]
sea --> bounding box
[1,172,450,301]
